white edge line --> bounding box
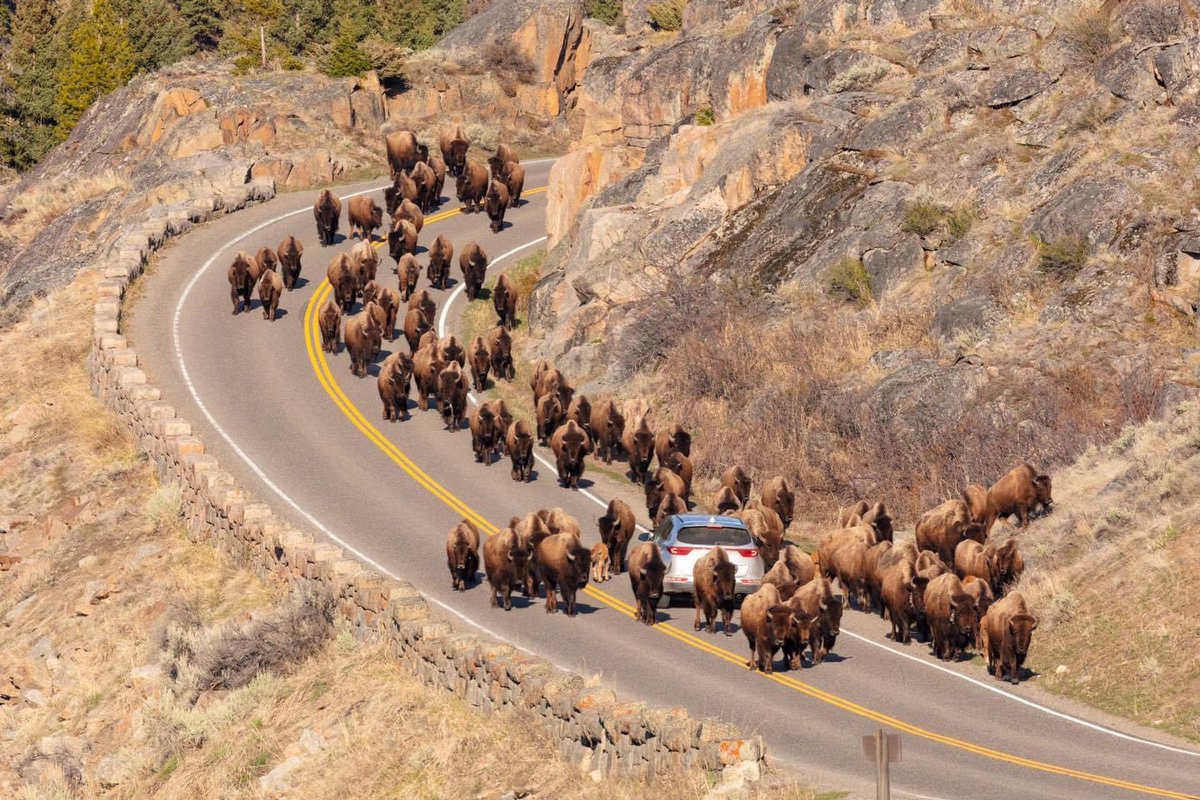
[170,176,567,660]
[436,222,1200,762]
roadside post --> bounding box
[861,729,902,800]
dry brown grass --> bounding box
[1,170,132,247]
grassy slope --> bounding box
[0,276,823,798]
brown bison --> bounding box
[385,129,420,178]
[654,493,687,526]
[506,419,535,482]
[782,577,834,669]
[988,463,1053,528]
[469,401,502,464]
[880,559,929,644]
[388,217,419,265]
[227,252,255,314]
[720,466,752,508]
[326,252,357,313]
[862,539,894,615]
[955,538,1023,596]
[375,286,401,342]
[485,325,514,381]
[505,161,525,205]
[597,498,636,575]
[916,549,950,581]
[468,335,490,391]
[961,575,995,648]
[915,499,983,565]
[436,334,466,368]
[350,240,380,291]
[829,538,868,610]
[428,154,446,204]
[536,393,564,446]
[590,542,611,583]
[410,160,437,212]
[627,542,666,625]
[459,242,488,301]
[588,398,625,465]
[392,197,424,232]
[623,415,656,484]
[411,345,445,412]
[456,161,489,213]
[427,234,453,290]
[837,500,869,527]
[483,526,528,610]
[439,125,470,177]
[760,476,795,528]
[860,501,893,542]
[344,305,383,378]
[980,591,1038,684]
[739,507,785,567]
[646,467,686,518]
[408,288,437,321]
[714,486,743,514]
[779,543,817,588]
[924,573,978,661]
[485,180,510,233]
[693,545,738,635]
[493,272,517,328]
[385,172,418,217]
[255,246,278,276]
[257,266,283,321]
[277,235,303,290]
[761,560,798,601]
[551,419,591,489]
[665,452,693,501]
[654,423,692,467]
[806,593,844,666]
[742,583,814,673]
[566,394,591,434]
[402,308,431,354]
[445,519,480,591]
[396,253,421,301]
[377,351,413,421]
[348,196,383,241]
[533,532,591,616]
[436,362,469,431]
[816,524,875,581]
[313,189,341,246]
[318,297,341,353]
[489,144,518,178]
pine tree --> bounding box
[274,0,333,55]
[177,0,222,51]
[323,28,371,76]
[55,0,136,134]
[113,0,191,71]
[0,0,61,168]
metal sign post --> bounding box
[861,729,902,800]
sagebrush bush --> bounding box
[586,0,623,25]
[1037,235,1089,280]
[648,0,688,31]
[826,258,873,307]
[1062,10,1119,65]
[900,200,944,236]
[695,105,715,126]
[829,61,888,93]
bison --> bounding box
[255,246,278,277]
[326,252,357,313]
[350,239,380,291]
[506,419,535,483]
[493,272,517,328]
[436,362,468,431]
[915,499,983,565]
[388,217,419,267]
[375,286,401,342]
[318,297,341,353]
[923,573,978,661]
[428,154,446,204]
[445,519,480,591]
[665,452,693,502]
[742,583,813,673]
[313,189,341,246]
[597,498,636,575]
[627,542,666,625]
[410,160,437,212]
[468,335,490,391]
[377,351,413,421]
[436,334,466,368]
[505,161,525,205]
[807,593,844,666]
[402,308,431,354]
[483,526,528,610]
[385,129,420,178]
[227,252,255,314]
[714,486,743,514]
[761,560,798,601]
[654,423,692,467]
[779,543,816,589]
[469,400,501,464]
[427,233,453,290]
[829,538,868,610]
[720,466,752,508]
[411,345,445,412]
[961,575,995,648]
[257,266,283,321]
[693,545,738,635]
[588,398,625,465]
[646,467,686,519]
[653,493,687,526]
[277,235,303,290]
[392,197,424,232]
[880,559,929,644]
[551,419,591,489]
[396,253,421,302]
[980,591,1038,684]
[623,415,656,485]
[837,500,869,527]
[344,305,383,378]
[590,542,611,583]
[348,196,383,241]
[439,125,471,177]
[488,144,518,178]
[456,161,489,213]
[533,532,591,616]
[988,463,1053,528]
[459,242,488,301]
[485,180,510,233]
[536,393,564,446]
[483,326,514,382]
[760,476,795,528]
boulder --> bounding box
[984,65,1062,107]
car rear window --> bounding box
[676,526,752,547]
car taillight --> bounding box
[668,546,694,556]
[735,548,759,558]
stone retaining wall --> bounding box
[84,174,767,785]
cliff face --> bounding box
[532,0,1200,510]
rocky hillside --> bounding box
[532,0,1200,517]
[0,0,591,321]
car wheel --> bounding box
[656,593,672,609]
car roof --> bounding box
[670,513,748,530]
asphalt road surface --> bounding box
[128,159,1200,800]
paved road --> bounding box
[128,160,1200,800]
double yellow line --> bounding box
[300,189,1198,799]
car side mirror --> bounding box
[638,531,652,542]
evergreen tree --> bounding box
[323,28,371,76]
[177,0,222,51]
[0,0,61,168]
[114,0,191,71]
[55,0,135,134]
[274,0,333,55]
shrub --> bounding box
[946,207,975,241]
[231,53,259,76]
[828,61,888,93]
[481,41,536,83]
[324,34,374,78]
[826,257,873,307]
[1062,10,1119,65]
[585,0,622,25]
[1037,235,1089,280]
[648,0,688,31]
[695,104,715,126]
[900,199,944,237]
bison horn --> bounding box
[565,551,575,562]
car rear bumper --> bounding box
[663,576,762,596]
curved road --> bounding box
[128,160,1200,799]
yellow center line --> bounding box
[300,188,1197,800]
